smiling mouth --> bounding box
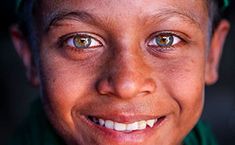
[86,116,166,132]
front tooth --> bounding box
[146,119,155,128]
[154,118,158,123]
[114,122,127,131]
[99,119,105,126]
[105,120,114,129]
[138,120,147,130]
[126,122,138,131]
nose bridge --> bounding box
[110,48,145,98]
[113,46,155,98]
[96,39,156,99]
[113,47,144,83]
[112,31,145,79]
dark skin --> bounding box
[11,0,230,145]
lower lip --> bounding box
[80,116,166,144]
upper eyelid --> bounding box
[150,31,181,39]
[146,31,190,45]
[59,32,97,41]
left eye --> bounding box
[66,34,102,49]
[148,34,181,48]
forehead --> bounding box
[37,0,208,33]
[42,0,206,10]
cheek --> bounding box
[162,55,205,130]
[168,58,205,106]
[38,48,100,138]
[38,43,99,107]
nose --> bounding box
[96,48,156,99]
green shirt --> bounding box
[8,100,219,145]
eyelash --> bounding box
[57,31,185,55]
[58,33,103,51]
[147,32,184,53]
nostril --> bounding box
[96,77,113,95]
[143,78,157,93]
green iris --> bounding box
[155,35,174,47]
[73,35,92,48]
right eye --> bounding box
[65,34,102,49]
[148,33,181,49]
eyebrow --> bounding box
[44,10,101,32]
[142,8,202,31]
[45,8,203,33]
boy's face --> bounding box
[12,0,230,145]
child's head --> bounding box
[11,0,230,145]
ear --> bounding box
[10,24,40,87]
[205,20,230,85]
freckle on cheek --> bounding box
[191,59,195,64]
[52,78,56,83]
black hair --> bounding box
[16,0,39,59]
[208,0,230,33]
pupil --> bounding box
[74,35,91,48]
[156,35,173,47]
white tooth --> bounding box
[114,122,127,131]
[126,122,138,131]
[146,119,155,128]
[154,118,158,123]
[99,119,105,126]
[138,120,147,130]
[105,120,114,129]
